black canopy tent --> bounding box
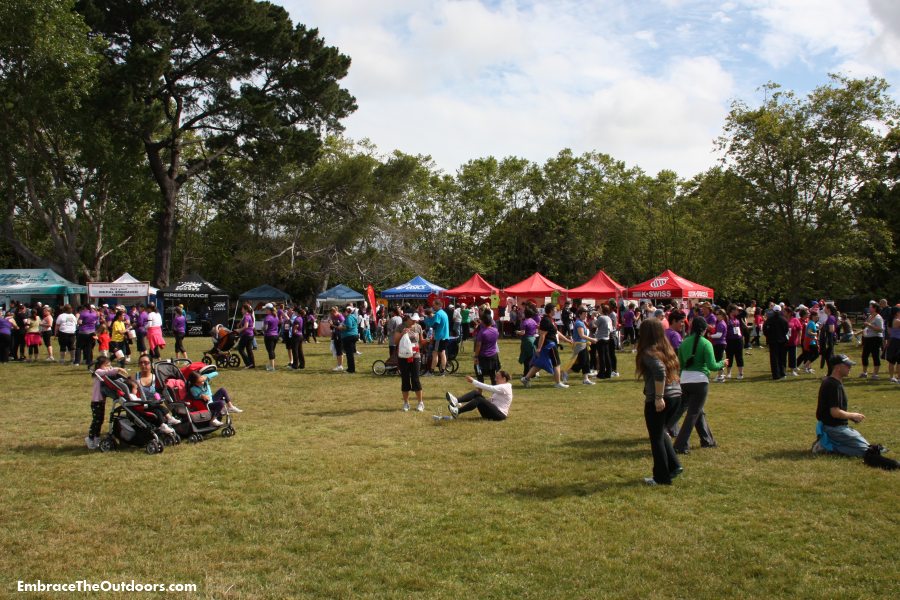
[158,273,230,336]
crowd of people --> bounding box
[3,293,897,475]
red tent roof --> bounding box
[568,269,625,298]
[442,273,499,297]
[503,272,568,296]
[625,269,713,300]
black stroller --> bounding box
[95,373,177,455]
[202,328,241,368]
[420,335,460,375]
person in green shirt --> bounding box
[460,303,471,342]
[669,317,727,453]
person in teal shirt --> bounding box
[429,299,450,375]
[338,307,360,373]
[669,317,727,453]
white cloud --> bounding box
[277,1,897,178]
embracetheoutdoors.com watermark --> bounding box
[17,580,196,593]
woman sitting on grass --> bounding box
[445,371,513,421]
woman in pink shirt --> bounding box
[785,307,803,376]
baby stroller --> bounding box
[95,373,176,455]
[153,360,235,442]
[202,328,241,368]
[420,336,460,375]
[372,346,401,376]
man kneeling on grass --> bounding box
[446,371,513,421]
[813,354,899,470]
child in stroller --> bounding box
[92,362,178,454]
[202,324,241,368]
[153,360,237,442]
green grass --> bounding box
[1,337,898,599]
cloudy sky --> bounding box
[279,0,900,178]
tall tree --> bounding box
[76,0,356,287]
[718,75,897,301]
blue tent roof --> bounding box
[239,284,291,301]
[0,269,86,296]
[381,276,445,299]
[316,284,365,302]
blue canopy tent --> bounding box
[239,284,291,303]
[0,269,86,308]
[381,276,445,300]
[316,284,365,307]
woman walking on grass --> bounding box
[236,303,256,369]
[670,317,726,454]
[635,318,683,486]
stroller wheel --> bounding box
[189,434,202,443]
[227,354,241,368]
[447,359,459,375]
[146,440,160,455]
[201,355,213,365]
[98,436,117,453]
[372,360,387,376]
[221,425,235,438]
[162,433,180,447]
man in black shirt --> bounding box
[763,305,789,379]
[813,354,870,456]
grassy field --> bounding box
[1,336,898,599]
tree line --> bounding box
[2,0,898,304]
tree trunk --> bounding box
[153,183,178,289]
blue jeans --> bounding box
[822,424,869,457]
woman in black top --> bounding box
[635,318,683,485]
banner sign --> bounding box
[88,282,150,298]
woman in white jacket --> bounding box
[445,371,513,421]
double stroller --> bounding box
[95,372,178,455]
[202,327,241,368]
[154,360,235,442]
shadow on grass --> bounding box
[756,448,821,462]
[9,444,89,457]
[508,479,638,499]
[561,437,648,461]
[301,407,400,418]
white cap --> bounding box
[102,303,109,308]
[410,313,420,321]
[264,303,274,310]
[773,305,782,312]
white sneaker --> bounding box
[737,374,744,380]
[159,423,175,435]
[582,379,595,385]
[554,382,569,389]
[402,402,410,412]
[561,372,569,383]
[889,377,899,384]
[416,401,425,412]
[588,370,598,376]
[611,371,620,377]
[715,375,725,383]
[356,351,362,355]
[445,392,458,407]
[332,365,344,371]
[166,415,181,425]
[210,418,223,427]
[448,403,459,417]
[85,436,97,450]
[228,406,243,413]
[870,374,880,380]
[859,372,868,378]
[520,376,531,388]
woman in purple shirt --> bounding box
[172,306,188,360]
[710,309,728,382]
[622,304,636,347]
[0,310,17,363]
[262,304,280,372]
[516,306,539,377]
[474,311,501,384]
[75,305,99,368]
[236,303,256,369]
[134,305,148,354]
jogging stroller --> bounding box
[202,328,241,368]
[153,360,235,442]
[95,373,175,454]
[420,335,460,375]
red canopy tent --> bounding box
[503,272,568,297]
[625,269,713,301]
[568,269,625,299]
[442,273,499,298]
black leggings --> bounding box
[477,355,500,385]
[76,333,95,366]
[725,339,744,368]
[264,335,278,360]
[237,335,255,367]
[290,335,305,369]
[861,336,882,369]
[456,390,506,421]
[799,346,819,366]
[399,357,421,392]
[341,336,358,373]
[89,400,106,438]
[597,339,612,378]
[174,333,186,353]
[0,333,10,362]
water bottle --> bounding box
[475,362,482,377]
